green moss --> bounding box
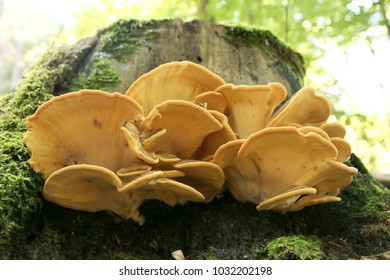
[344,154,390,218]
[68,59,121,91]
[0,49,74,132]
[0,131,44,258]
[256,235,323,260]
[221,24,305,79]
[100,19,160,61]
[0,46,76,258]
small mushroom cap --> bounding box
[256,186,317,211]
[330,137,352,162]
[43,164,135,220]
[23,90,144,178]
[173,160,225,202]
[124,177,206,206]
[119,170,185,193]
[298,126,330,140]
[121,122,159,164]
[285,194,342,212]
[213,139,257,203]
[268,86,331,127]
[320,123,351,162]
[312,161,357,195]
[320,122,347,138]
[141,100,223,159]
[126,61,225,115]
[193,91,227,113]
[116,161,152,178]
[194,110,237,161]
[216,82,287,138]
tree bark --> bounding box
[1,19,389,260]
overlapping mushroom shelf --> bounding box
[23,61,358,224]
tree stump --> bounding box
[0,19,389,260]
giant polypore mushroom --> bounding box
[268,86,331,127]
[43,164,142,221]
[126,61,225,115]
[213,126,358,212]
[140,100,224,159]
[215,82,287,138]
[22,90,144,178]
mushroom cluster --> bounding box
[23,61,357,223]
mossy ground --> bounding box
[255,235,323,260]
[1,19,389,260]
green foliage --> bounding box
[256,235,323,260]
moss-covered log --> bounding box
[0,19,389,260]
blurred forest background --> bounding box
[0,0,389,174]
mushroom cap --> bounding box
[122,177,206,207]
[119,170,185,193]
[126,61,225,115]
[312,161,357,195]
[23,90,144,178]
[285,194,342,212]
[320,122,347,138]
[173,160,225,202]
[268,86,331,127]
[43,164,136,220]
[193,91,227,113]
[121,122,159,164]
[256,186,317,211]
[194,110,237,161]
[330,137,352,162]
[141,100,223,159]
[216,82,287,138]
[213,139,257,203]
[214,126,356,211]
[116,161,152,178]
[238,127,339,200]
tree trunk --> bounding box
[0,19,389,260]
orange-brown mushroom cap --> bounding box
[193,91,227,113]
[320,122,347,138]
[43,164,137,220]
[268,86,331,127]
[256,186,317,211]
[22,90,144,178]
[173,160,225,202]
[141,100,223,159]
[214,126,357,212]
[194,110,237,161]
[126,61,225,115]
[216,82,287,138]
[285,194,342,212]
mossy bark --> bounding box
[1,19,389,260]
